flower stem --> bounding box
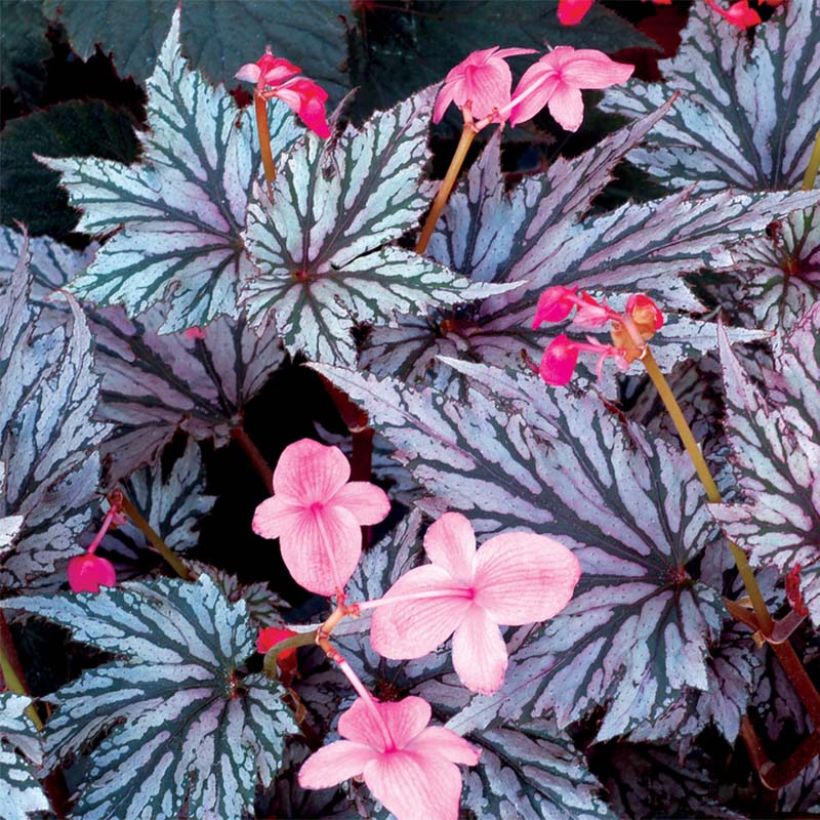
[255,93,277,195]
[0,613,42,731]
[118,491,192,581]
[641,349,773,632]
[231,425,274,490]
[801,129,820,190]
[415,125,476,254]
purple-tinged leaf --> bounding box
[0,693,48,820]
[0,466,24,566]
[362,113,816,389]
[41,9,301,331]
[313,362,728,740]
[2,575,298,818]
[0,237,110,592]
[600,0,819,192]
[596,744,743,819]
[241,88,489,365]
[712,315,819,624]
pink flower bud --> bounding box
[532,286,578,328]
[67,554,117,594]
[572,292,611,328]
[539,334,579,386]
[557,0,595,25]
[626,293,665,337]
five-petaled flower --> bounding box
[534,289,665,386]
[367,512,580,694]
[236,46,331,138]
[299,695,480,820]
[253,439,390,597]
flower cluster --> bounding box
[252,439,581,818]
[532,287,665,386]
[434,44,633,133]
[236,46,331,138]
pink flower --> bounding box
[368,513,580,694]
[532,286,612,329]
[299,695,480,820]
[540,333,581,385]
[557,0,595,25]
[67,554,116,593]
[705,0,761,28]
[252,439,390,597]
[433,46,535,125]
[236,47,331,139]
[509,46,634,132]
[183,327,206,341]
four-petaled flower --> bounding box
[433,46,535,125]
[368,512,580,694]
[509,46,635,132]
[253,439,390,597]
[534,289,664,386]
[236,46,331,138]
[299,695,480,820]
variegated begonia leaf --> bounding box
[710,207,819,345]
[298,512,612,819]
[361,108,817,391]
[240,87,503,365]
[0,237,109,592]
[313,361,731,743]
[712,311,820,625]
[93,438,215,578]
[2,575,298,818]
[41,9,302,331]
[600,0,819,193]
[0,693,48,820]
[0,464,24,566]
[0,226,286,482]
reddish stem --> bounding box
[231,426,274,490]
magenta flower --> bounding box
[367,512,580,694]
[236,47,331,139]
[509,46,634,132]
[252,439,390,597]
[299,695,480,820]
[67,554,116,594]
[704,0,761,28]
[432,46,535,125]
[557,0,595,25]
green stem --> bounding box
[801,129,820,190]
[642,349,772,630]
[119,491,192,581]
[255,93,277,196]
[0,612,43,730]
[415,125,476,254]
[263,631,317,678]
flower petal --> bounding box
[337,697,431,751]
[557,0,595,25]
[508,67,560,126]
[474,532,581,624]
[407,727,481,766]
[558,49,635,89]
[423,512,476,583]
[338,697,390,750]
[364,753,464,820]
[332,481,390,525]
[278,505,361,596]
[462,58,513,121]
[452,605,508,694]
[432,82,457,123]
[235,63,261,84]
[67,554,116,594]
[369,565,473,659]
[272,438,350,503]
[298,740,377,789]
[547,83,584,132]
[252,495,303,540]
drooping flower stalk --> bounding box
[231,425,274,490]
[416,125,477,254]
[802,129,820,190]
[254,93,278,193]
[119,490,192,581]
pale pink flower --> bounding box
[252,439,390,597]
[367,513,580,694]
[67,554,116,593]
[433,46,535,125]
[508,46,634,132]
[299,695,480,820]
